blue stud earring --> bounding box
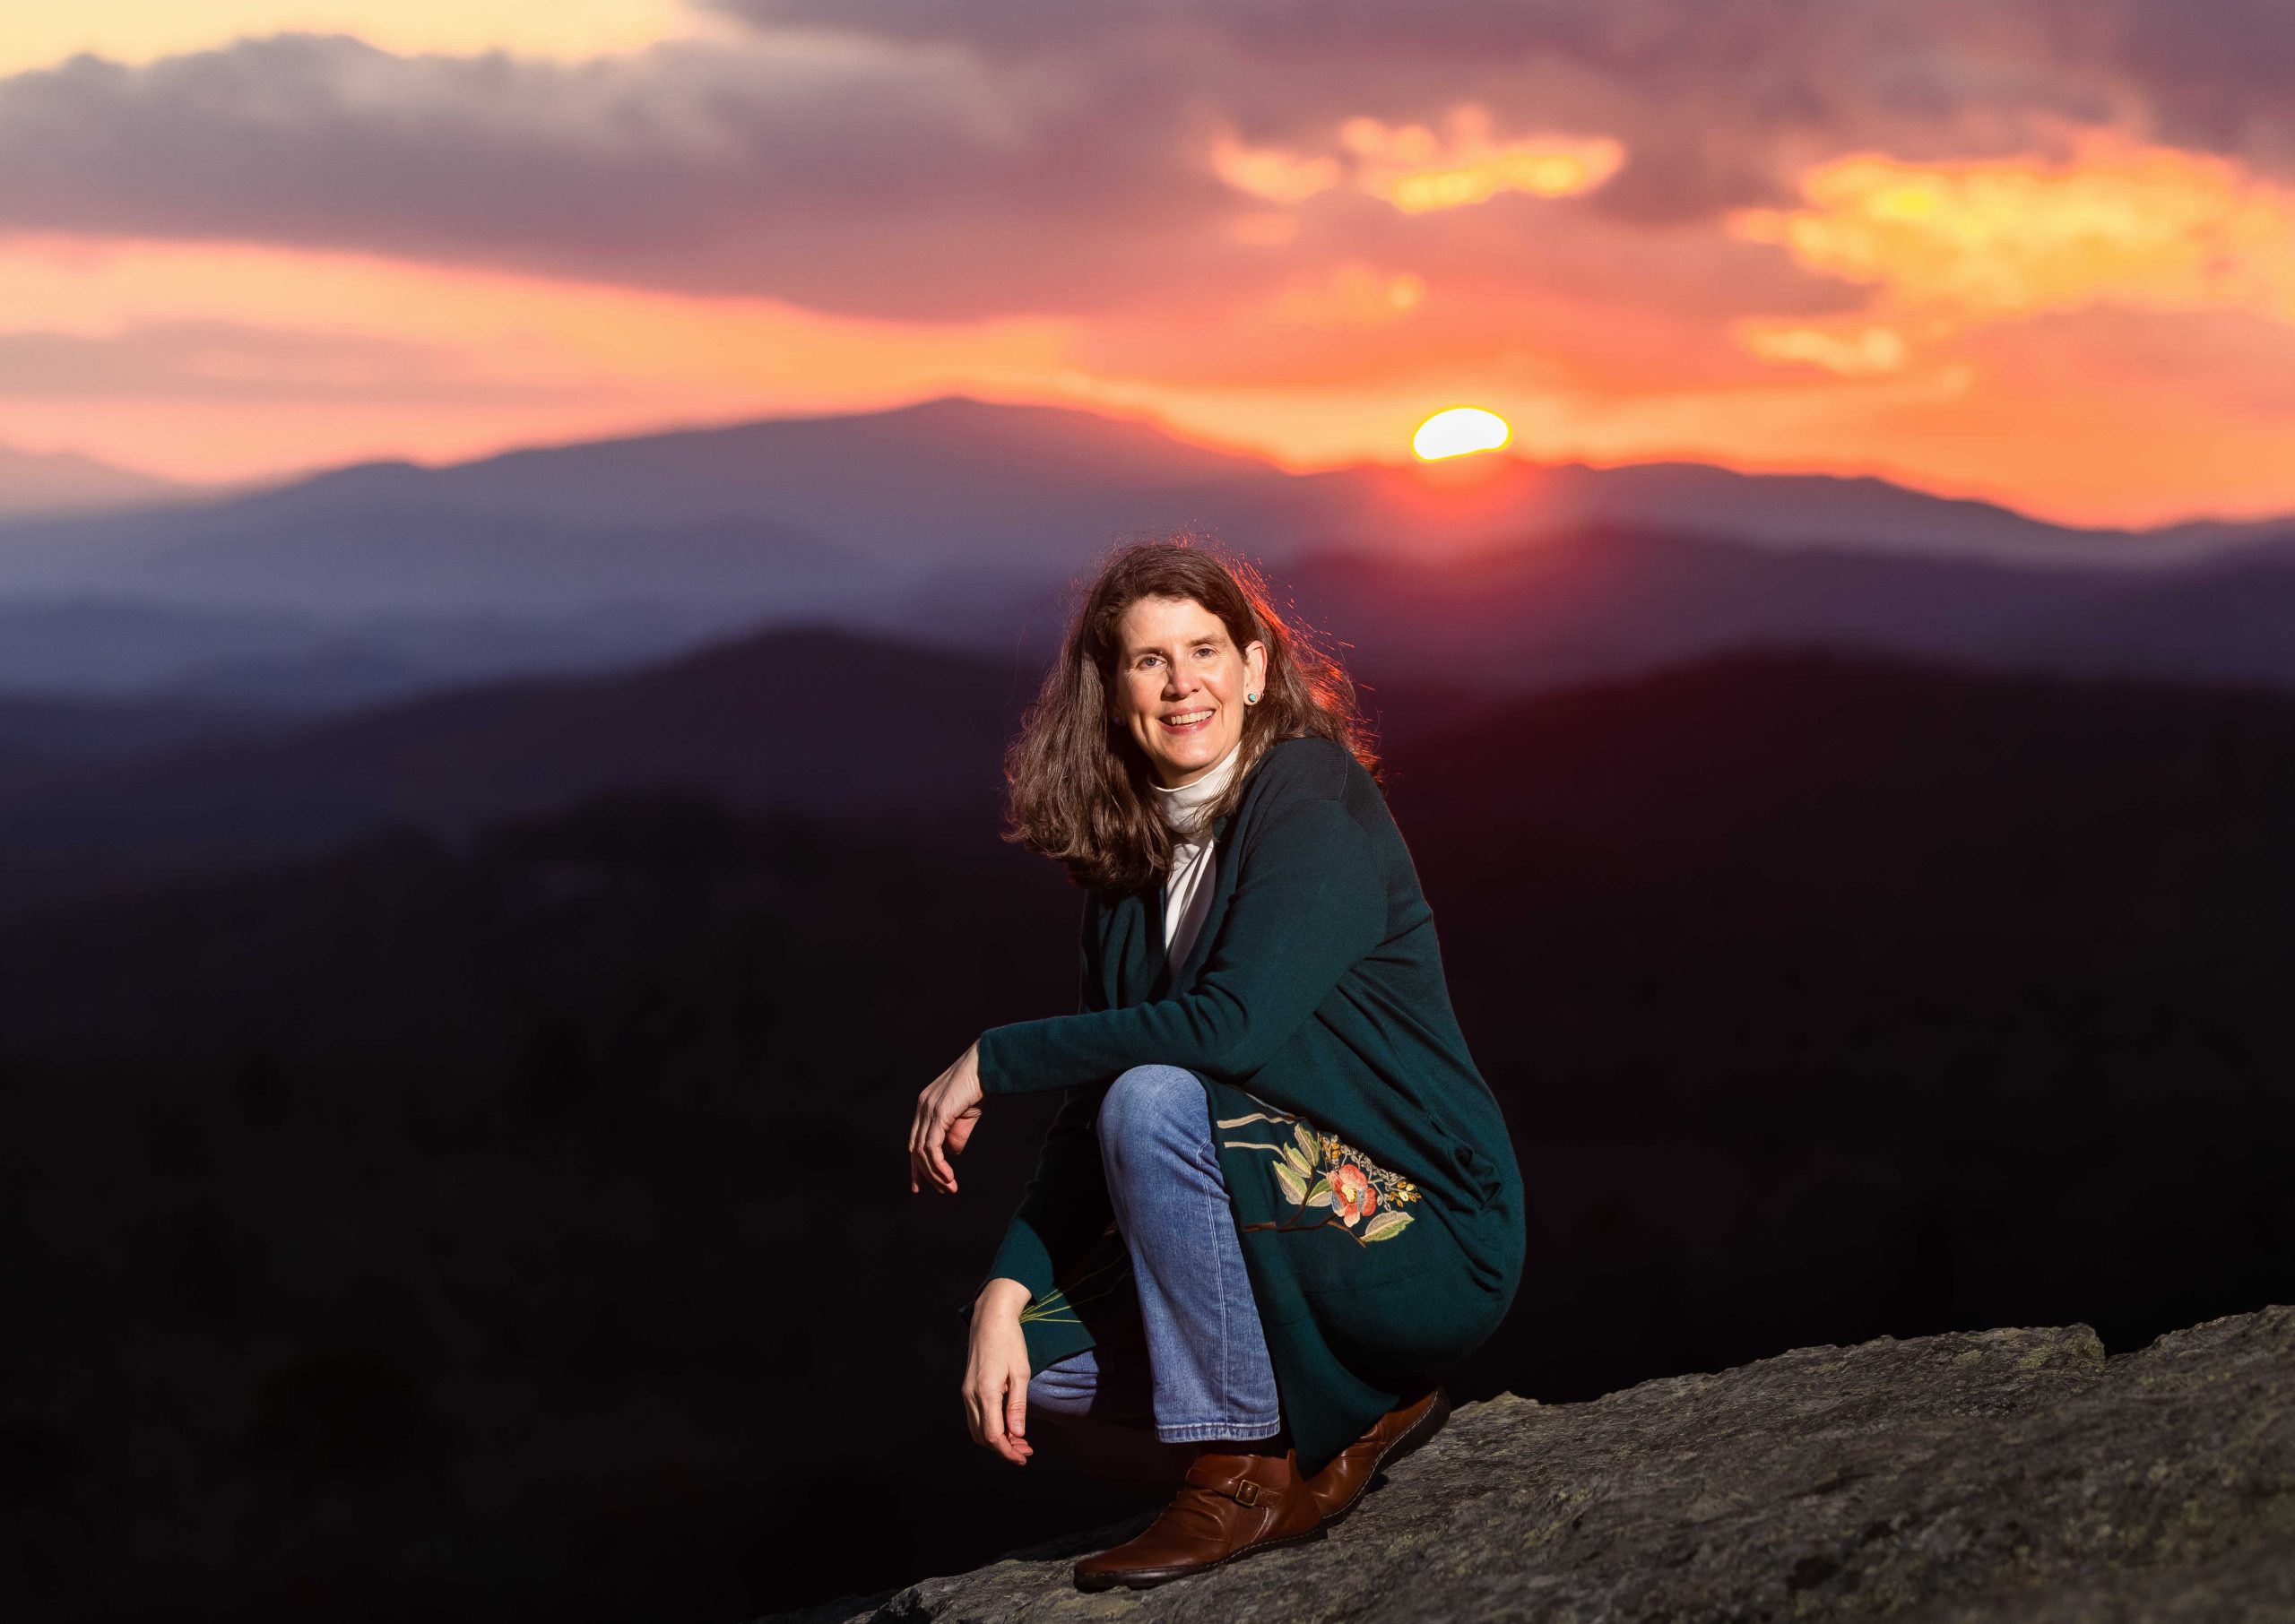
[1245,692,1257,703]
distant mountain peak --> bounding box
[0,442,197,519]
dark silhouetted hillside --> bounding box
[0,595,759,716]
[887,522,2295,702]
[4,648,2294,1621]
[0,626,1039,910]
[1281,524,2129,689]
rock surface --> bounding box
[763,1305,2295,1623]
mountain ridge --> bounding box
[5,394,2288,616]
[5,396,2295,709]
[0,441,200,518]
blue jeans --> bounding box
[1026,1064,1284,1445]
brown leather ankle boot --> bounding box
[1303,1386,1451,1525]
[1072,1445,1326,1591]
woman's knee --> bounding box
[1097,1064,1206,1153]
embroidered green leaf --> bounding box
[1282,1141,1313,1178]
[1304,1174,1334,1208]
[1274,1158,1307,1206]
[1361,1210,1414,1243]
[1293,1122,1319,1164]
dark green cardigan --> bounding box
[961,734,1525,1476]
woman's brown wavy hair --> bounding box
[1001,534,1381,894]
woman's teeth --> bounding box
[1162,709,1214,730]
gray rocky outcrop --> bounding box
[765,1304,2295,1622]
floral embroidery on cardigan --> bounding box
[1217,1093,1420,1246]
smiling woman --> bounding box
[1113,594,1267,790]
[906,536,1526,1594]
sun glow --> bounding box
[1412,406,1511,461]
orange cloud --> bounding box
[1728,128,2295,373]
[1737,324,1911,377]
[1273,263,1426,329]
[1339,104,1626,215]
[1212,102,1624,217]
[1210,139,1341,206]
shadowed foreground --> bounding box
[767,1304,2295,1623]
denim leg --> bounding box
[1024,1306,1196,1492]
[1096,1063,1282,1444]
[1026,1305,1155,1426]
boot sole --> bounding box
[1073,1522,1329,1592]
[1317,1386,1452,1529]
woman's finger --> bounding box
[923,1106,958,1192]
[1003,1363,1031,1463]
[977,1374,1010,1460]
[910,1095,948,1195]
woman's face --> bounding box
[1113,594,1268,790]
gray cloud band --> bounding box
[0,2,2279,321]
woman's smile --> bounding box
[1116,594,1267,790]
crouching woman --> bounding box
[908,539,1525,1592]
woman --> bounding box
[909,539,1524,1592]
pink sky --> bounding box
[4,1,2294,529]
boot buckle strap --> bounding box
[1228,1479,1261,1507]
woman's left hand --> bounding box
[910,1041,986,1195]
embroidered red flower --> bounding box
[1331,1162,1379,1226]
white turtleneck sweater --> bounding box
[1146,735,1244,974]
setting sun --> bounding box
[1413,406,1512,461]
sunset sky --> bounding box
[5,0,2295,527]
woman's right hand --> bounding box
[965,1278,1035,1465]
